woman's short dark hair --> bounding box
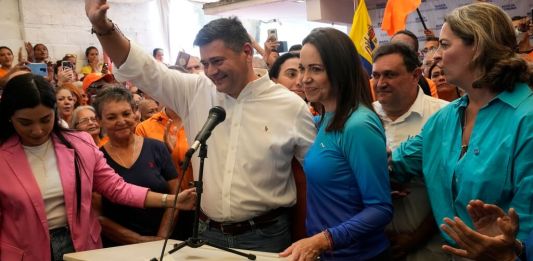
[289,44,302,52]
[33,43,47,51]
[152,48,163,58]
[92,87,134,118]
[0,73,83,216]
[269,52,299,79]
[194,17,251,52]
[428,62,440,78]
[85,46,98,58]
[0,46,13,55]
[302,28,374,132]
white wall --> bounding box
[0,0,166,69]
[0,0,24,51]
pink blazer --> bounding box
[0,131,149,261]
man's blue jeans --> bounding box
[198,212,291,253]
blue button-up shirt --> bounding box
[392,82,533,242]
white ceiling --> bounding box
[203,0,308,21]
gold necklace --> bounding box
[109,137,137,167]
[26,140,52,175]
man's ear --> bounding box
[242,42,254,57]
[412,67,423,80]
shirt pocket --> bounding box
[464,137,512,202]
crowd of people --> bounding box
[0,0,532,261]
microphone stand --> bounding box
[156,141,256,260]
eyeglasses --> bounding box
[65,54,77,59]
[76,117,97,126]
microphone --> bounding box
[187,106,226,155]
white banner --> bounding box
[367,0,533,44]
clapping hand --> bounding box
[440,200,519,261]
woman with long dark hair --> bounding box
[280,28,392,261]
[0,72,196,261]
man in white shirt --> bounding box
[371,42,449,261]
[85,1,316,253]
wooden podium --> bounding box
[63,240,287,261]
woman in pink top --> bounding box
[0,72,196,261]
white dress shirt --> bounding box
[373,87,449,151]
[373,87,449,261]
[115,42,316,222]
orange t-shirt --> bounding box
[0,67,9,78]
[135,110,193,191]
[97,136,109,147]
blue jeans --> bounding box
[198,212,291,253]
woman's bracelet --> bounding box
[161,193,168,207]
[322,230,333,251]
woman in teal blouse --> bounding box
[391,2,533,244]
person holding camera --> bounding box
[512,15,533,62]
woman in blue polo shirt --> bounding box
[391,2,533,249]
[279,27,392,261]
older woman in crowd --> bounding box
[0,73,195,261]
[71,105,102,146]
[390,2,533,254]
[280,28,392,261]
[92,87,182,246]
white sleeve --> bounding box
[113,41,212,121]
[293,104,317,165]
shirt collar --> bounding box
[373,86,426,122]
[237,73,272,100]
[454,82,532,109]
[408,86,428,118]
[494,82,532,109]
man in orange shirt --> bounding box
[135,107,194,240]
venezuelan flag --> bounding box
[349,0,378,75]
[381,0,421,36]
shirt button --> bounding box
[474,148,479,155]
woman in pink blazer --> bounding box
[0,72,196,261]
